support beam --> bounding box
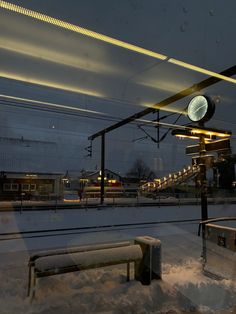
[88,65,236,141]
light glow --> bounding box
[0,42,120,75]
[0,71,103,98]
[142,102,185,114]
[63,199,81,203]
[168,58,236,84]
[172,127,231,140]
[175,134,200,140]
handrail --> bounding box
[197,217,236,236]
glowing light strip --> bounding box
[1,1,236,85]
[169,59,236,84]
[0,1,167,61]
[0,44,98,74]
[0,71,103,98]
[142,102,186,114]
[138,119,231,137]
[0,93,106,116]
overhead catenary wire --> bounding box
[0,95,187,132]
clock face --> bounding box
[187,95,215,123]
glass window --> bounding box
[21,184,30,191]
[11,184,19,191]
[3,183,11,191]
[30,184,36,191]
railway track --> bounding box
[0,218,201,242]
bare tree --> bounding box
[127,158,156,180]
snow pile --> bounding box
[0,256,236,314]
[163,259,236,313]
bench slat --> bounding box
[35,245,142,277]
[30,241,131,262]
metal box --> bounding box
[204,223,236,280]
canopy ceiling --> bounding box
[0,0,236,124]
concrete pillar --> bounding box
[134,236,161,285]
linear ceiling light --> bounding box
[1,1,236,85]
[168,59,236,84]
[0,1,167,61]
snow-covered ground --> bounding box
[0,204,236,313]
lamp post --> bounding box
[172,95,232,262]
[198,131,208,262]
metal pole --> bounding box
[199,131,208,261]
[100,133,105,205]
[199,134,208,221]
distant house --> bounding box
[0,171,63,201]
[80,169,123,198]
[85,169,122,185]
[79,169,141,198]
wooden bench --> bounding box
[28,236,161,298]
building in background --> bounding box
[0,171,63,201]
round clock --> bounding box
[187,95,215,123]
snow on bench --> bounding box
[28,237,161,299]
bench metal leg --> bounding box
[32,275,37,299]
[28,269,37,300]
[127,262,130,281]
[28,265,35,297]
[27,265,32,297]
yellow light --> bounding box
[0,71,103,98]
[63,199,81,203]
[142,102,185,114]
[191,129,202,134]
[79,178,89,183]
[0,93,106,116]
[175,134,200,140]
[0,1,167,61]
[191,129,230,138]
[97,177,107,180]
[173,126,231,139]
[108,179,117,183]
[168,58,236,84]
